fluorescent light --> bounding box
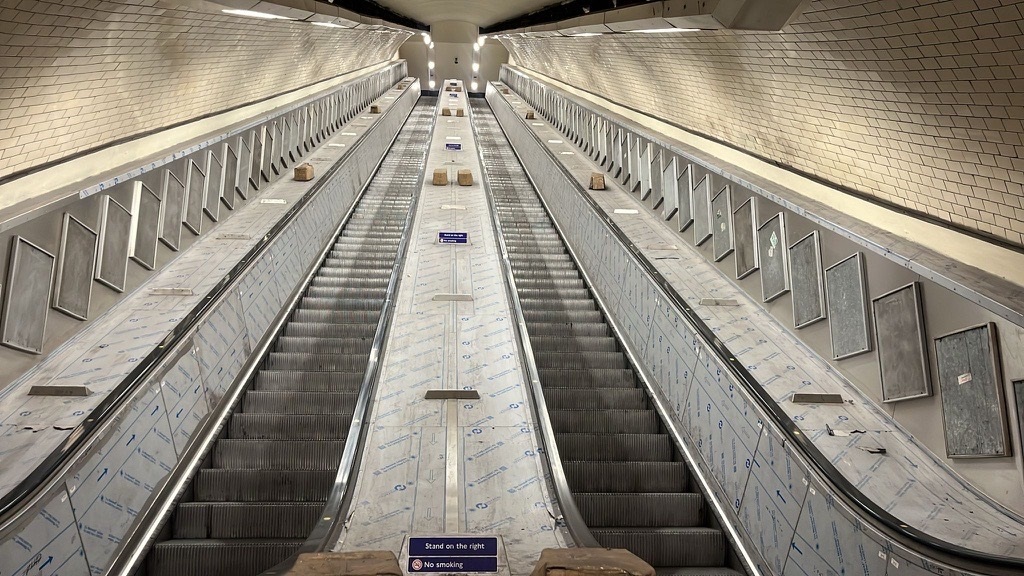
[473,43,480,51]
[471,81,478,90]
[222,9,293,20]
[472,62,479,72]
[571,32,603,37]
[429,80,436,89]
[478,36,486,47]
[423,34,431,44]
[634,28,700,33]
[429,42,435,49]
[311,21,345,28]
[428,61,435,70]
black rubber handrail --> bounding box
[492,74,1024,574]
[0,64,409,526]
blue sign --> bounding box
[409,537,498,573]
[445,143,463,151]
[449,92,460,98]
[438,231,469,244]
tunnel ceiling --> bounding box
[371,0,557,27]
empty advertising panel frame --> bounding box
[733,196,759,280]
[757,212,790,302]
[789,231,827,329]
[825,253,872,360]
[693,175,712,246]
[95,195,132,293]
[872,282,931,402]
[1,236,55,354]
[712,185,734,262]
[52,213,98,321]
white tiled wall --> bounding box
[500,0,1024,245]
[0,0,407,179]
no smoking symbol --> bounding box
[412,559,424,571]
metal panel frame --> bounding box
[677,164,693,232]
[872,282,931,402]
[204,149,223,222]
[935,322,1009,458]
[692,174,713,246]
[1,236,55,354]
[237,135,252,199]
[789,230,826,329]
[129,181,161,270]
[712,184,734,262]
[733,196,759,280]
[158,168,185,251]
[824,252,872,360]
[53,212,98,321]
[757,212,790,302]
[95,195,132,292]
[183,158,206,236]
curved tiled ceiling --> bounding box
[374,0,556,27]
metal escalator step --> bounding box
[510,253,573,264]
[275,336,371,355]
[323,258,395,270]
[574,493,704,527]
[544,388,646,409]
[510,259,576,270]
[194,469,334,502]
[527,322,609,338]
[517,288,589,300]
[590,527,726,567]
[515,278,586,290]
[534,351,628,370]
[556,433,673,462]
[291,309,379,324]
[147,539,302,576]
[283,322,376,339]
[229,413,352,439]
[539,368,637,388]
[524,310,603,323]
[213,440,344,470]
[506,245,565,255]
[530,336,618,352]
[512,267,581,279]
[655,568,745,576]
[265,352,369,371]
[563,461,688,493]
[519,298,596,311]
[316,266,391,279]
[254,370,363,392]
[550,409,658,433]
[304,286,386,300]
[299,296,383,311]
[242,391,358,414]
[174,502,323,539]
[310,276,389,289]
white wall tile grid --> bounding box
[333,92,569,575]
[0,78,419,576]
[486,82,1024,575]
[0,62,408,391]
[0,0,410,180]
[499,0,1024,247]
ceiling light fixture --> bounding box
[472,62,479,72]
[222,9,294,20]
[471,81,478,91]
[311,21,345,28]
[571,32,603,37]
[429,80,436,89]
[473,43,480,51]
[423,34,431,44]
[428,61,435,70]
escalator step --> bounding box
[264,352,369,372]
[527,322,610,338]
[575,493,704,527]
[147,539,302,576]
[275,336,371,355]
[590,527,726,567]
[213,440,344,470]
[530,336,618,352]
[517,288,590,300]
[283,322,377,339]
[543,388,647,409]
[549,409,659,433]
[519,298,596,311]
[524,310,603,323]
[305,286,387,300]
[299,297,384,311]
[291,309,379,324]
[173,502,323,539]
[534,351,628,370]
[539,368,635,388]
[194,470,334,502]
[563,461,688,493]
[556,433,673,462]
[229,413,351,439]
[254,371,363,392]
[242,391,358,414]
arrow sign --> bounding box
[40,556,53,570]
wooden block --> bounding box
[526,111,536,119]
[457,169,473,186]
[432,168,449,186]
[501,88,510,94]
[456,108,465,117]
[531,548,654,576]
[294,163,314,181]
[442,108,452,116]
[287,551,402,576]
[370,104,381,114]
[589,173,605,190]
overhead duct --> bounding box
[713,0,812,30]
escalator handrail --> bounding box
[104,78,423,576]
[263,90,438,572]
[489,78,1024,574]
[467,99,602,549]
[0,66,409,532]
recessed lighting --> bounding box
[472,62,479,72]
[571,32,603,37]
[429,80,436,89]
[423,34,431,44]
[473,43,480,51]
[471,81,478,90]
[633,28,700,33]
[428,61,435,70]
[311,21,345,28]
[222,9,293,20]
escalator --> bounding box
[145,97,436,576]
[471,100,744,576]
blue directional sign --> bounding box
[408,537,498,573]
[445,143,463,151]
[438,231,469,244]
